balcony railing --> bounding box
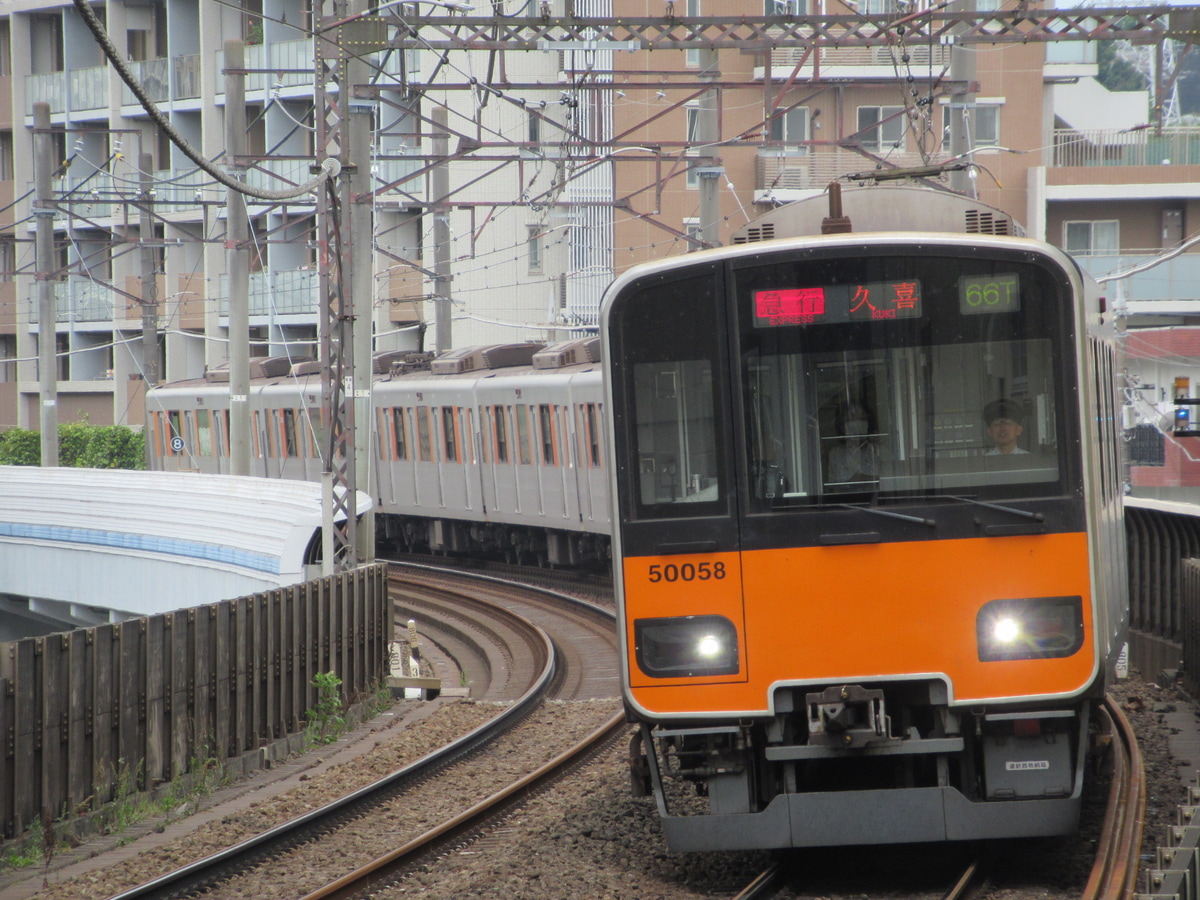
[70,66,108,113]
[120,58,170,107]
[28,278,114,324]
[1073,252,1200,303]
[766,41,951,74]
[1053,127,1200,168]
[755,145,949,191]
[175,55,201,100]
[25,72,65,115]
[216,269,319,317]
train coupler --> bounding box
[806,684,892,748]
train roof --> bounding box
[731,185,1025,244]
[149,338,601,396]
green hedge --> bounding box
[0,425,145,469]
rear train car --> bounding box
[601,216,1127,850]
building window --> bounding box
[769,105,810,152]
[857,106,905,153]
[859,0,898,13]
[683,218,702,251]
[1064,220,1119,256]
[940,104,998,151]
[527,111,540,145]
[528,226,543,273]
[765,0,804,10]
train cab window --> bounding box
[736,252,1072,509]
[416,407,433,462]
[392,408,409,460]
[493,406,509,463]
[539,404,555,465]
[610,269,727,520]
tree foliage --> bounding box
[0,425,144,469]
[1098,41,1149,94]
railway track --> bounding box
[102,568,620,900]
[731,695,1145,900]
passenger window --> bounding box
[442,407,458,463]
[196,410,213,456]
[494,406,509,463]
[417,407,433,462]
[392,408,408,460]
[539,404,555,464]
[516,406,533,464]
[283,409,298,458]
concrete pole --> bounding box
[225,40,251,476]
[432,107,452,352]
[948,1,977,196]
[697,48,722,248]
[139,154,160,389]
[34,103,58,468]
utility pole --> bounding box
[225,39,251,477]
[33,103,58,469]
[432,106,452,352]
[138,153,160,390]
[697,48,722,248]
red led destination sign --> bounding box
[754,280,922,327]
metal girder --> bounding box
[315,3,360,572]
[383,6,1184,51]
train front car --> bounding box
[601,232,1126,852]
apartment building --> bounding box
[0,0,1196,446]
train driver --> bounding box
[983,399,1030,456]
[828,402,880,484]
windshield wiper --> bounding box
[943,495,1043,522]
[835,503,936,528]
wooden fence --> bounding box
[0,563,390,839]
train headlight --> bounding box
[634,615,739,678]
[976,596,1084,662]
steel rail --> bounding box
[105,584,556,900]
[1083,696,1146,900]
[300,711,627,900]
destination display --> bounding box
[753,279,922,328]
[959,273,1020,315]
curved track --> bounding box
[104,569,615,900]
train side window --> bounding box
[167,410,183,456]
[417,407,433,462]
[197,410,213,456]
[587,403,602,467]
[465,408,476,464]
[266,410,279,458]
[516,406,533,464]
[442,406,459,463]
[539,404,555,465]
[283,409,298,458]
[392,408,408,460]
[494,406,509,462]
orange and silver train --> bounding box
[600,191,1127,851]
